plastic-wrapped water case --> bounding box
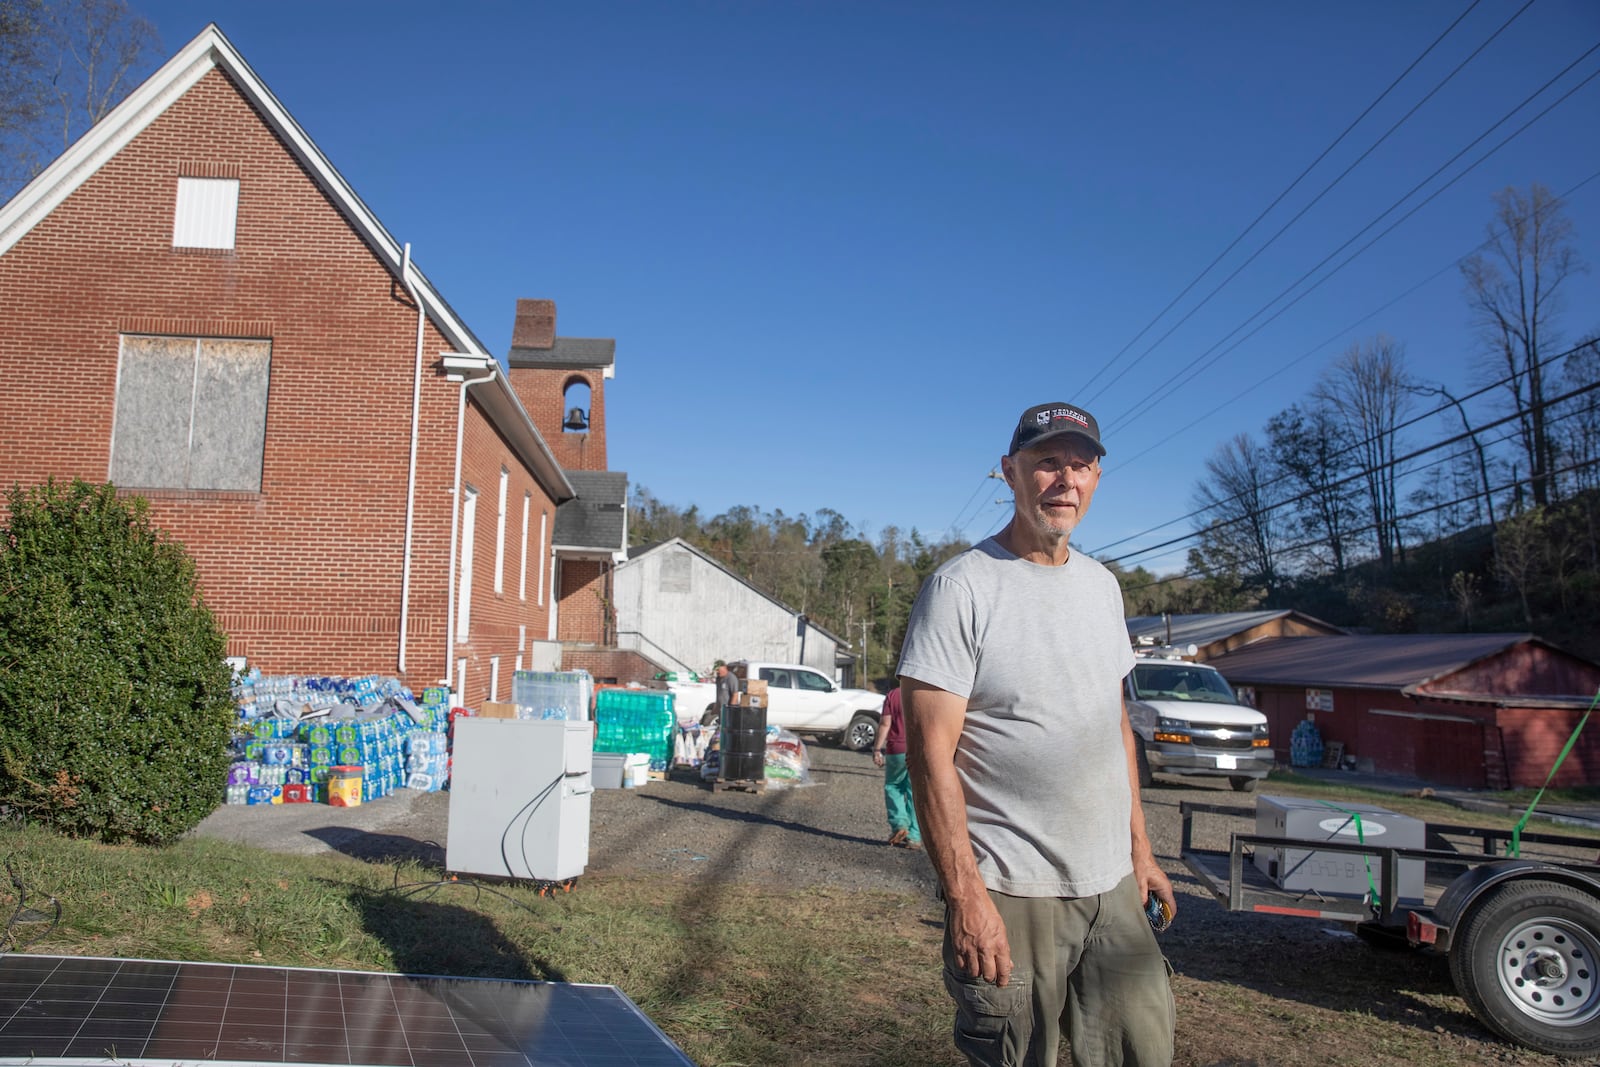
[511,670,594,721]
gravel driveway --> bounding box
[190,741,1250,897]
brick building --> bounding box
[0,24,639,705]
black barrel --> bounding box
[720,704,767,781]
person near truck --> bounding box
[713,661,739,711]
[899,401,1176,1067]
[871,684,921,850]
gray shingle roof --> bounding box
[508,338,616,369]
[1125,610,1345,648]
[552,470,628,552]
[1207,633,1538,689]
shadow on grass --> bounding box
[304,826,444,867]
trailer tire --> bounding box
[1449,878,1600,1057]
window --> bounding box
[110,336,270,490]
[457,486,478,641]
[519,492,530,600]
[494,467,508,594]
[796,670,833,693]
[759,668,793,689]
[490,656,501,702]
[173,177,239,249]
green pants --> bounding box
[883,753,920,843]
[941,874,1174,1067]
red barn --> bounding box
[1209,634,1600,789]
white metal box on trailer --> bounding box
[1251,794,1425,904]
[446,718,593,881]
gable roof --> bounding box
[0,23,573,503]
[622,538,851,648]
[552,470,629,553]
[1206,633,1543,690]
[1125,610,1346,649]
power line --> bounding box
[1088,333,1598,556]
[1083,0,1517,405]
[1115,451,1600,597]
[1101,43,1600,438]
[1103,369,1600,571]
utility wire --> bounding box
[1100,166,1600,480]
[1115,451,1600,596]
[1084,0,1521,405]
[1088,335,1596,555]
[1103,372,1600,571]
[1102,42,1600,438]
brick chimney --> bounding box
[511,298,556,349]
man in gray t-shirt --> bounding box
[899,401,1175,1067]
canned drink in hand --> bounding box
[1145,895,1172,933]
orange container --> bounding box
[327,766,363,807]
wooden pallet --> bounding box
[713,777,766,793]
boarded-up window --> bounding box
[173,177,240,249]
[110,336,271,491]
[659,553,691,593]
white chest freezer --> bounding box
[1251,794,1425,904]
[446,717,593,881]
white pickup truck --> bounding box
[662,661,884,750]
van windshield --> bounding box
[1132,663,1237,704]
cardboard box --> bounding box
[744,695,766,709]
[478,700,519,720]
[743,679,769,699]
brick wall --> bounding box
[506,366,607,471]
[0,66,558,707]
[561,648,658,687]
[557,558,609,643]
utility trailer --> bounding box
[1180,799,1600,1058]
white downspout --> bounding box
[397,243,424,675]
[445,363,498,684]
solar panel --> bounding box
[0,954,694,1067]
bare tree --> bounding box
[1557,337,1600,496]
[0,0,156,200]
[1312,335,1413,571]
[1461,184,1588,508]
[1190,432,1285,599]
[1265,401,1360,578]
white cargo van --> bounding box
[1124,645,1272,792]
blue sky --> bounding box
[135,1,1600,572]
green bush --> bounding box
[0,480,235,844]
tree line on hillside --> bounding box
[1117,184,1600,660]
[628,491,969,688]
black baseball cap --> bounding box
[1008,402,1106,457]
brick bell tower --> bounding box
[503,298,615,471]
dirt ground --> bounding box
[192,744,1592,1066]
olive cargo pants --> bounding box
[941,874,1174,1067]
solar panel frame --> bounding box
[0,954,695,1067]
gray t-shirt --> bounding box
[898,537,1137,898]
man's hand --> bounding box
[1134,845,1177,924]
[948,892,1014,986]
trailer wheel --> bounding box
[1449,878,1600,1057]
[1134,737,1152,789]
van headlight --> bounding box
[1252,723,1270,748]
[1154,717,1190,744]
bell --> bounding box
[562,407,588,431]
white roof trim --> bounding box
[0,22,573,503]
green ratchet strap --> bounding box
[1316,800,1381,911]
[1508,686,1600,859]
